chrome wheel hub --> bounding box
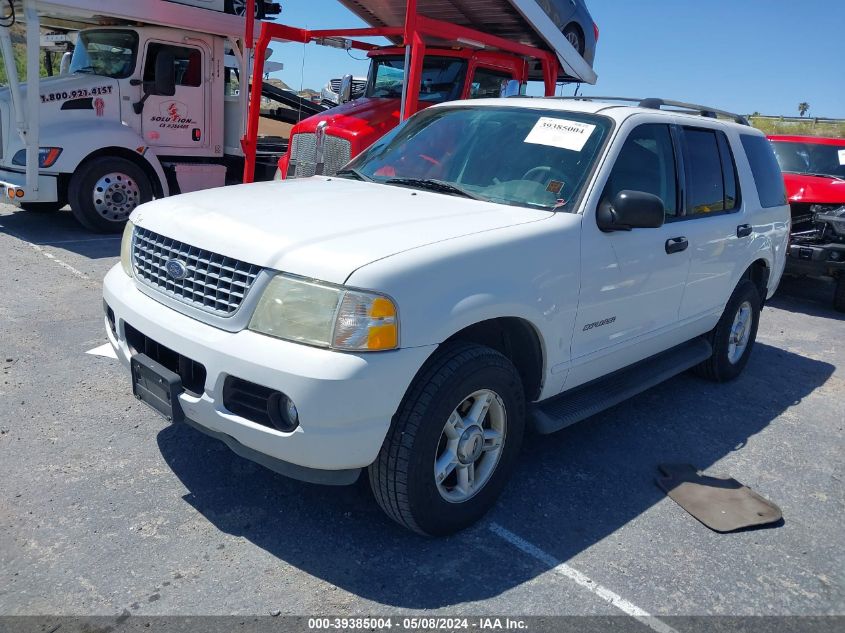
[434,389,506,503]
[93,172,140,221]
[727,300,753,364]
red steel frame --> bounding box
[241,0,560,183]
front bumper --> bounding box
[786,242,845,277]
[103,265,436,483]
[0,167,59,205]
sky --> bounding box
[267,0,845,118]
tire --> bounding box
[693,279,762,382]
[20,201,64,213]
[369,343,526,536]
[834,275,845,313]
[562,23,585,56]
[68,156,152,233]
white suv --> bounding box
[103,97,790,536]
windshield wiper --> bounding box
[385,177,481,200]
[335,167,373,182]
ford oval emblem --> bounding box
[165,259,188,280]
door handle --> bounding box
[665,237,688,254]
[737,224,753,238]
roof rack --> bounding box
[556,96,750,126]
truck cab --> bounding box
[278,47,531,179]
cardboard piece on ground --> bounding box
[656,463,782,532]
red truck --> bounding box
[769,135,845,311]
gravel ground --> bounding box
[0,204,842,623]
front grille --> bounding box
[329,78,366,97]
[287,132,351,178]
[132,227,261,317]
[124,322,206,395]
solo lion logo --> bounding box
[159,100,188,121]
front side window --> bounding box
[470,67,513,99]
[69,30,138,79]
[682,127,740,215]
[341,106,611,212]
[143,43,202,87]
[602,124,678,218]
[367,56,467,103]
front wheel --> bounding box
[694,279,762,382]
[68,156,152,233]
[369,343,526,536]
[562,23,585,56]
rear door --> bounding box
[674,125,746,320]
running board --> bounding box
[529,338,712,434]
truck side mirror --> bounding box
[596,190,665,232]
[500,79,523,98]
[153,49,176,97]
[339,74,353,104]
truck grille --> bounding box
[132,227,261,317]
[329,78,367,97]
[287,132,351,178]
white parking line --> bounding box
[488,523,679,633]
[29,244,90,280]
[86,343,117,359]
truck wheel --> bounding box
[21,202,64,213]
[693,279,762,382]
[369,343,525,536]
[834,275,845,313]
[68,157,152,233]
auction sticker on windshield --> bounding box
[524,117,596,152]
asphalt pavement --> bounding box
[1,204,843,624]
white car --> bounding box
[103,97,790,536]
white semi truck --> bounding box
[0,0,309,231]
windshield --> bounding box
[69,30,138,79]
[340,106,611,211]
[771,140,845,179]
[366,56,467,103]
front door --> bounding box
[569,122,690,388]
[141,41,208,150]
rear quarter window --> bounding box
[740,135,787,208]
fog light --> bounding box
[267,391,299,432]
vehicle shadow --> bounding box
[771,275,842,320]
[155,342,833,608]
[0,206,121,259]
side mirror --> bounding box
[153,49,176,96]
[59,51,72,75]
[500,79,522,98]
[596,190,665,232]
[338,74,353,104]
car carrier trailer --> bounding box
[0,0,322,231]
[241,0,599,183]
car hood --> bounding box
[294,97,433,142]
[131,177,551,285]
[783,173,845,204]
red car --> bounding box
[769,135,845,311]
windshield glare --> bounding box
[342,106,611,211]
[70,30,138,79]
[771,140,845,179]
[366,56,467,103]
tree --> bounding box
[798,102,810,117]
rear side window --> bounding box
[681,127,740,215]
[740,134,788,208]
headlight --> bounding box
[812,204,845,236]
[249,274,398,351]
[12,147,63,168]
[120,220,135,276]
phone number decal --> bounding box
[41,85,112,103]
